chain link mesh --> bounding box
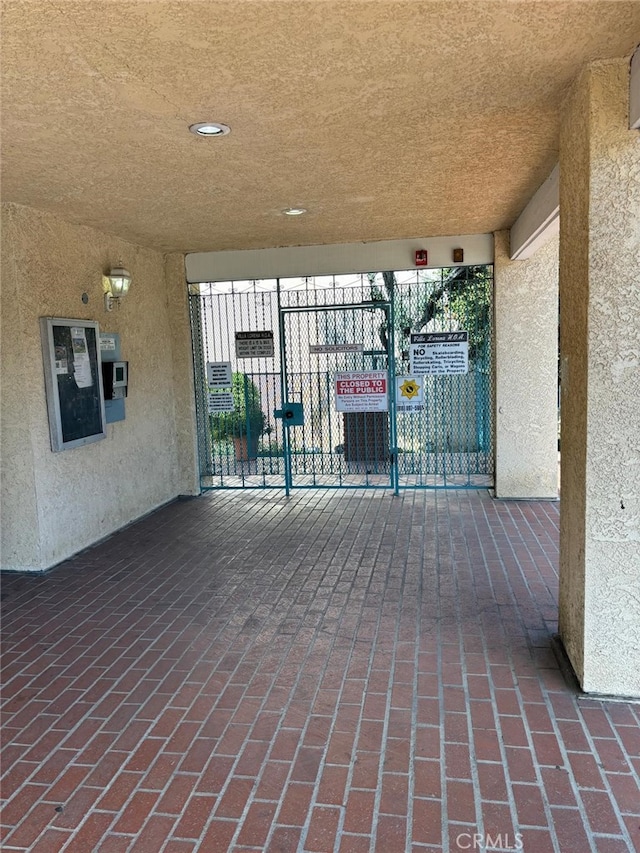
[190,267,494,490]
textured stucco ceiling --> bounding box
[2,1,640,253]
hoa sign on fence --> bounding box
[410,332,469,375]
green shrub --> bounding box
[211,373,266,440]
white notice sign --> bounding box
[208,391,235,413]
[335,371,388,413]
[70,327,93,388]
[310,343,364,355]
[207,361,232,387]
[235,331,274,359]
[410,332,469,375]
[396,376,424,412]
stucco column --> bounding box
[493,230,559,498]
[559,59,640,697]
[166,252,200,496]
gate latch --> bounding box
[273,402,304,426]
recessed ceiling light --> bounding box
[189,122,231,137]
[283,207,307,216]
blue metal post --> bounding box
[387,300,400,496]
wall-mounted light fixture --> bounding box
[103,265,132,311]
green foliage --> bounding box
[442,266,492,365]
[211,372,266,440]
[257,440,283,457]
[369,265,492,370]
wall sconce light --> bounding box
[103,265,132,311]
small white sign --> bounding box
[310,343,364,354]
[207,361,232,387]
[335,371,388,413]
[70,327,93,388]
[410,332,469,375]
[54,344,68,375]
[235,331,274,359]
[396,376,424,412]
[208,391,235,413]
[100,336,117,352]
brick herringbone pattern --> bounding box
[1,490,639,852]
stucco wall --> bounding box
[494,229,559,498]
[559,60,640,697]
[0,203,197,572]
[167,252,200,496]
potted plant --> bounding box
[211,372,266,461]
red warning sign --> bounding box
[334,371,388,412]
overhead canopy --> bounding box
[2,1,639,253]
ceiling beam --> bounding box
[512,45,638,259]
[509,164,559,261]
[185,234,493,283]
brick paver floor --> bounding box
[1,489,639,852]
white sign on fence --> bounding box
[309,343,364,354]
[410,332,469,375]
[206,361,232,387]
[335,371,388,413]
[208,391,235,414]
[396,376,424,412]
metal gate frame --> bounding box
[190,267,494,493]
[277,300,399,496]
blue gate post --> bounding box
[387,298,400,496]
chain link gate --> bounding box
[391,267,494,488]
[190,267,494,491]
[278,292,396,491]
